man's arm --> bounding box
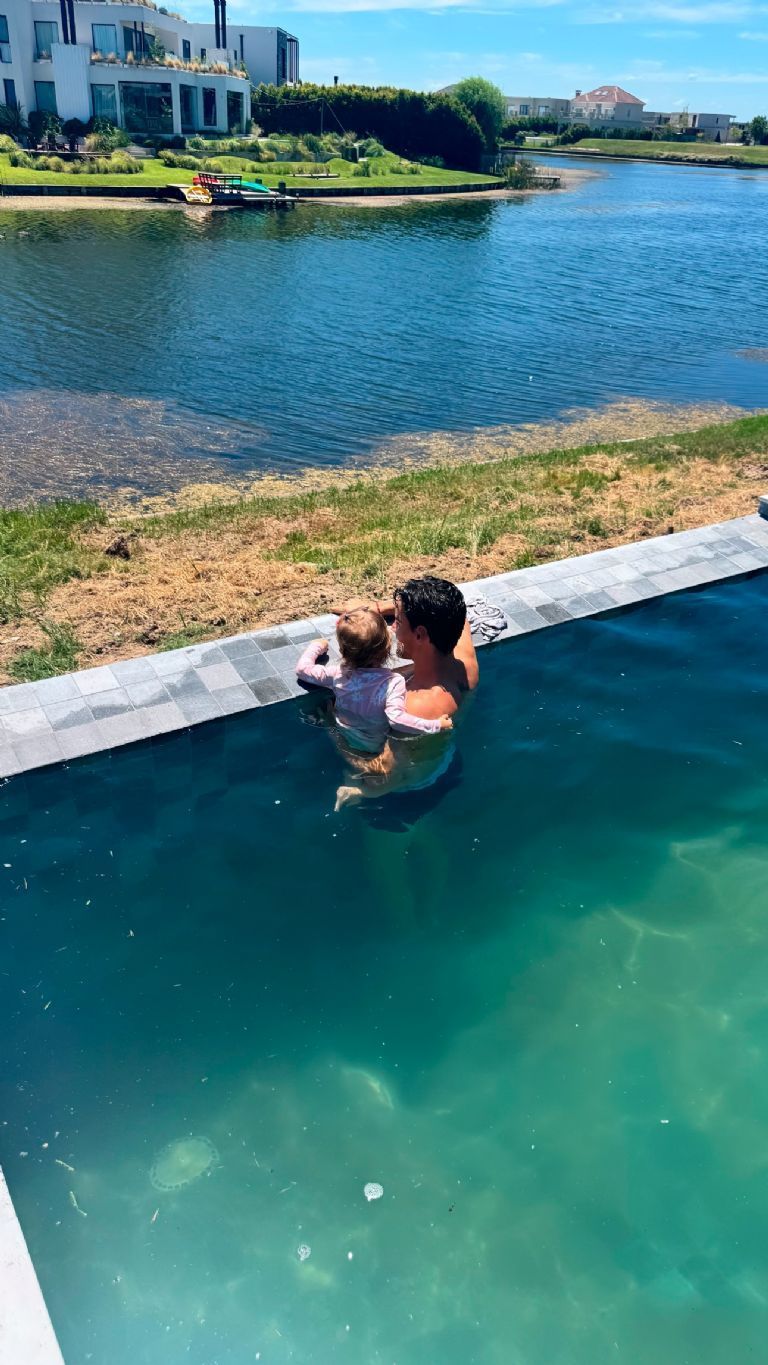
[331,597,395,620]
[453,619,479,692]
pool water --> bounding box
[2,573,768,1364]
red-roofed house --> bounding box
[571,85,646,127]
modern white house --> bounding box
[0,0,299,136]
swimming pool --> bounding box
[2,570,767,1364]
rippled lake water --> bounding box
[1,157,768,500]
[1,572,768,1363]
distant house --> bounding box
[570,85,646,127]
[502,95,571,120]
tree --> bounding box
[252,84,486,170]
[748,114,768,145]
[62,117,89,154]
[0,100,29,143]
[28,109,61,147]
[451,76,506,151]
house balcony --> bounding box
[89,51,248,78]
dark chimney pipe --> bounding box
[67,0,76,46]
[59,0,70,44]
[220,0,227,50]
[213,0,220,49]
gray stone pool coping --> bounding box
[1,498,768,1363]
[1,503,767,785]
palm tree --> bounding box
[0,102,29,145]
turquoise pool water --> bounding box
[2,572,768,1364]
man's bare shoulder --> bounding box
[404,683,459,721]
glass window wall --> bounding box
[34,80,58,113]
[91,84,118,122]
[202,86,216,127]
[180,83,195,130]
[119,80,172,133]
[92,24,117,56]
[34,20,58,60]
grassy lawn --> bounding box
[1,413,767,680]
[0,152,500,192]
[574,139,768,166]
[0,154,195,187]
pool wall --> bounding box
[1,501,767,783]
[1,498,767,1364]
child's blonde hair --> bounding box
[336,608,391,669]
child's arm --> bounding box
[296,639,340,690]
[384,675,452,735]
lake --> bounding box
[2,156,768,502]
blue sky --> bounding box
[189,0,768,120]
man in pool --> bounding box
[333,576,479,802]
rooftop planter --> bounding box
[90,51,248,78]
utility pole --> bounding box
[320,99,324,136]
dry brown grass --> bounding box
[2,423,765,682]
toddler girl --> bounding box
[296,607,452,807]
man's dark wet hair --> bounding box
[394,576,467,656]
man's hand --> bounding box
[331,597,395,620]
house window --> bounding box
[92,24,117,56]
[226,89,242,131]
[519,103,529,115]
[200,47,206,61]
[202,86,216,127]
[0,14,10,64]
[182,38,190,61]
[3,76,16,106]
[119,80,172,133]
[122,26,150,58]
[34,80,58,113]
[179,82,195,129]
[34,20,58,59]
[91,83,117,122]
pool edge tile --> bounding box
[0,499,766,776]
[0,1169,65,1364]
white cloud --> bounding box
[577,0,765,21]
[739,26,768,32]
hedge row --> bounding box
[251,84,486,171]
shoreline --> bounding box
[0,166,592,213]
[1,410,766,683]
[534,146,766,171]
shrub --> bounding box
[259,148,276,162]
[188,135,205,150]
[202,157,226,172]
[8,148,33,167]
[504,157,538,189]
[45,155,66,173]
[419,154,445,168]
[0,132,18,153]
[361,137,385,157]
[28,110,61,145]
[86,122,129,153]
[110,153,142,173]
